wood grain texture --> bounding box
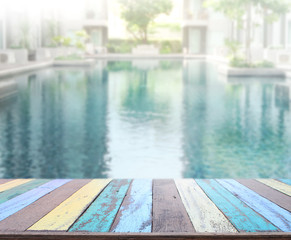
[0,179,91,232]
[69,179,131,232]
[0,179,33,193]
[0,179,71,222]
[29,179,111,231]
[0,179,50,204]
[257,179,291,196]
[196,179,278,232]
[237,179,291,212]
[217,179,291,232]
[0,232,291,240]
[152,179,194,233]
[278,179,291,186]
[110,179,152,233]
[175,179,237,233]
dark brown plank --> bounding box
[237,179,291,212]
[0,180,13,185]
[152,179,195,232]
[0,232,290,240]
[0,179,91,232]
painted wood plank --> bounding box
[110,179,152,233]
[0,179,50,204]
[217,179,291,232]
[196,179,278,232]
[0,179,91,232]
[237,179,291,212]
[29,179,111,231]
[175,179,237,233]
[257,179,291,196]
[0,179,13,185]
[0,179,71,222]
[69,179,131,232]
[278,179,291,186]
[0,179,33,193]
[152,179,194,233]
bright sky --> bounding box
[1,0,182,20]
[1,0,84,19]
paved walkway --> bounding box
[0,178,290,239]
[0,61,53,78]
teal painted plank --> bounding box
[278,179,291,185]
[69,179,131,232]
[217,179,291,232]
[196,179,278,232]
[0,179,71,222]
[111,179,152,232]
[0,179,50,204]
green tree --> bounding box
[119,0,173,43]
[205,0,290,64]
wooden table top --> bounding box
[0,178,290,239]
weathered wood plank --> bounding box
[237,179,291,212]
[0,179,34,193]
[0,179,71,222]
[0,232,291,240]
[257,179,291,196]
[278,179,291,186]
[0,179,50,204]
[110,179,152,233]
[217,179,291,232]
[0,179,91,232]
[0,180,13,185]
[152,179,194,233]
[69,179,131,232]
[29,179,111,231]
[196,179,278,232]
[175,179,237,233]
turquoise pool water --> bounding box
[0,60,290,178]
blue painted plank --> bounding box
[0,179,50,204]
[0,179,71,222]
[196,179,278,232]
[69,179,131,232]
[278,179,291,185]
[111,179,152,232]
[217,179,291,232]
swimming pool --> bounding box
[0,60,290,178]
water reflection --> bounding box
[0,64,109,178]
[0,60,290,178]
[182,61,290,178]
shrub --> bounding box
[255,60,275,68]
[107,39,136,53]
[159,40,182,54]
[230,57,275,68]
[107,39,182,54]
[55,54,83,61]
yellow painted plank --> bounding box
[29,179,111,231]
[257,179,291,196]
[0,179,34,193]
[175,179,237,233]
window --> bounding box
[288,20,291,45]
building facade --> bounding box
[183,0,291,56]
[0,0,108,51]
[0,0,290,56]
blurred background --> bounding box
[0,0,290,58]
